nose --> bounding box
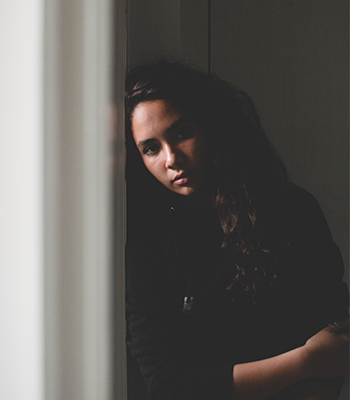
[164,144,184,170]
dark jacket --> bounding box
[126,186,349,400]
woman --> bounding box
[125,60,349,400]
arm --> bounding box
[233,344,307,400]
[126,240,348,400]
[277,188,349,400]
[232,320,349,400]
[231,188,349,400]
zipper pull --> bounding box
[182,296,195,314]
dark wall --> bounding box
[127,0,209,71]
[211,0,349,280]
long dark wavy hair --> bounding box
[125,60,291,304]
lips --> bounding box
[173,171,192,185]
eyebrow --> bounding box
[137,138,156,148]
[136,117,192,148]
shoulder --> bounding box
[285,184,324,216]
[282,184,332,242]
[125,199,177,310]
[126,237,179,315]
[282,185,345,283]
[279,184,345,282]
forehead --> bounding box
[131,100,184,137]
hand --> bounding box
[303,318,349,379]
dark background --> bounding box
[126,1,349,398]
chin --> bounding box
[175,186,197,196]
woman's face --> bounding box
[131,99,208,196]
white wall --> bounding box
[0,1,44,399]
[0,0,126,399]
[44,0,126,398]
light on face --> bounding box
[131,99,208,196]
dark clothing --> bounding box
[126,186,349,400]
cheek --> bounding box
[142,157,164,179]
[191,139,207,166]
[182,138,203,160]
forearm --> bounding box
[232,346,309,400]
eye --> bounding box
[143,143,159,155]
[175,126,194,141]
